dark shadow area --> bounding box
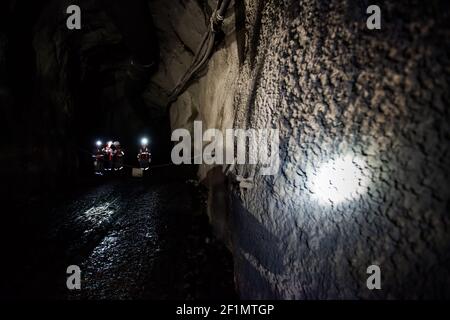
[230,193,285,275]
[0,166,236,300]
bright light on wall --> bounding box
[311,155,368,204]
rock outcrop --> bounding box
[167,0,450,299]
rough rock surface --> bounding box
[169,0,450,299]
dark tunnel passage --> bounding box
[1,0,450,302]
[0,0,236,300]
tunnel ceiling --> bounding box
[22,0,217,168]
[30,0,215,133]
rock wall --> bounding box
[169,0,450,299]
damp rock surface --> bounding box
[1,173,235,300]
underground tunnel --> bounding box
[0,0,449,304]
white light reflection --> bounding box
[310,155,369,204]
[77,200,118,225]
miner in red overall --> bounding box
[137,138,151,170]
[93,140,105,175]
[113,141,125,171]
[103,141,114,171]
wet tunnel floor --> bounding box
[1,172,236,300]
